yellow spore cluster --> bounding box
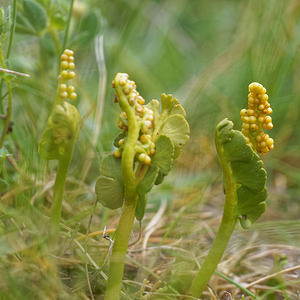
[112,73,155,165]
[240,82,274,154]
[57,49,77,101]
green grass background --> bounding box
[0,0,300,299]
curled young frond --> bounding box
[240,82,274,154]
[96,73,190,219]
[39,101,80,160]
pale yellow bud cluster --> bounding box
[241,82,274,154]
[112,73,155,165]
[58,49,77,101]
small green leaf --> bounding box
[160,93,179,114]
[71,11,101,46]
[80,11,100,36]
[147,94,189,159]
[95,176,124,209]
[160,114,190,157]
[23,0,47,33]
[231,158,266,192]
[154,171,165,185]
[95,154,124,210]
[219,120,267,192]
[237,186,267,228]
[170,103,186,117]
[50,11,66,30]
[160,93,186,117]
[100,154,123,183]
[16,13,37,35]
[135,193,146,221]
[151,135,174,175]
[136,165,159,220]
[222,129,254,162]
[215,118,267,228]
[137,165,159,199]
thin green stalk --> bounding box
[39,49,80,225]
[0,47,12,148]
[62,0,74,50]
[0,79,12,148]
[215,271,256,298]
[6,0,17,60]
[49,28,61,55]
[257,280,300,300]
[0,44,6,115]
[189,130,238,298]
[104,199,138,300]
[0,0,17,111]
[48,28,61,72]
[104,80,141,300]
[0,81,3,113]
[50,155,72,225]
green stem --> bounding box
[104,80,141,300]
[49,28,61,54]
[0,0,17,112]
[50,155,72,225]
[215,271,256,298]
[48,28,61,72]
[104,198,137,300]
[189,130,238,298]
[0,81,4,114]
[0,46,5,114]
[0,47,12,148]
[62,0,74,50]
[0,79,12,148]
[6,0,17,60]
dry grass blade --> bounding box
[142,199,167,251]
[0,67,30,77]
[245,264,300,289]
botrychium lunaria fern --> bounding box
[39,49,80,225]
[240,82,274,154]
[189,82,272,298]
[96,72,189,300]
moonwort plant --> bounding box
[39,49,80,225]
[189,82,274,297]
[95,73,190,300]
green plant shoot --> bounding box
[189,82,274,297]
[95,73,190,300]
[39,49,80,225]
[0,1,17,149]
